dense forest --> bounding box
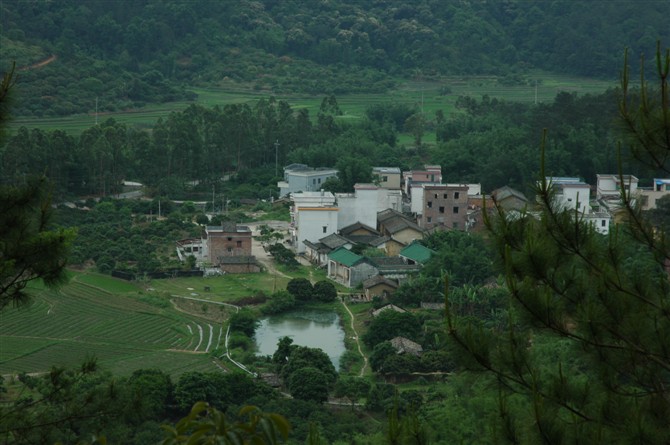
[0,89,647,201]
[2,2,670,444]
[1,0,669,116]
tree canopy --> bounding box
[448,44,670,444]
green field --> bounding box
[0,266,346,377]
[0,273,231,377]
[8,74,617,136]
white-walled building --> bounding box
[596,174,639,200]
[290,191,338,254]
[640,178,670,210]
[278,164,338,197]
[545,177,591,214]
[336,184,403,230]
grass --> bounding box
[0,256,367,377]
[0,279,225,378]
[8,73,617,136]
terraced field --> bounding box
[0,278,227,377]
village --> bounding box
[176,163,670,300]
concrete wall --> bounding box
[295,208,339,253]
[421,185,469,230]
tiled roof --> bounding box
[339,222,381,237]
[320,233,351,249]
[399,242,434,264]
[363,275,399,289]
[328,247,365,267]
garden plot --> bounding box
[0,281,219,376]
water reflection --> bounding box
[255,310,346,369]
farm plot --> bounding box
[0,281,222,376]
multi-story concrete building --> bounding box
[372,167,402,190]
[290,191,338,254]
[203,223,253,264]
[403,165,442,196]
[336,183,403,230]
[639,178,670,210]
[545,177,591,214]
[419,184,469,230]
[277,164,338,197]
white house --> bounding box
[278,164,338,197]
[336,184,403,230]
[290,191,338,254]
[596,174,639,199]
[545,177,591,214]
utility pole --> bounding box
[274,139,280,177]
[212,185,215,213]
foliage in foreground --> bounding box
[448,45,670,444]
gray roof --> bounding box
[390,336,423,356]
[363,275,399,289]
[377,209,423,234]
[339,222,381,237]
[492,186,528,203]
[320,233,351,249]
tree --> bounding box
[0,66,76,310]
[334,377,370,411]
[312,280,337,302]
[286,278,313,302]
[229,309,259,337]
[362,310,422,348]
[280,346,337,389]
[288,367,330,403]
[1,178,75,312]
[159,402,290,445]
[448,45,670,444]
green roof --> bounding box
[399,242,434,264]
[327,247,364,267]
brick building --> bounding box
[420,184,469,230]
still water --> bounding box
[254,310,346,369]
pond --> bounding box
[254,309,346,369]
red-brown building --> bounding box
[420,184,469,230]
[204,223,252,265]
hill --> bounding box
[1,0,668,116]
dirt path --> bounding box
[19,54,57,71]
[340,298,368,377]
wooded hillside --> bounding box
[1,0,668,116]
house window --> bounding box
[236,241,242,247]
[427,201,433,208]
[434,193,438,199]
[454,192,460,199]
[313,179,316,184]
[323,226,327,233]
[318,178,322,184]
[427,217,432,223]
[227,237,233,241]
[601,220,606,227]
[382,175,388,181]
[227,247,233,253]
[443,193,448,199]
[453,206,459,214]
[439,206,445,214]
